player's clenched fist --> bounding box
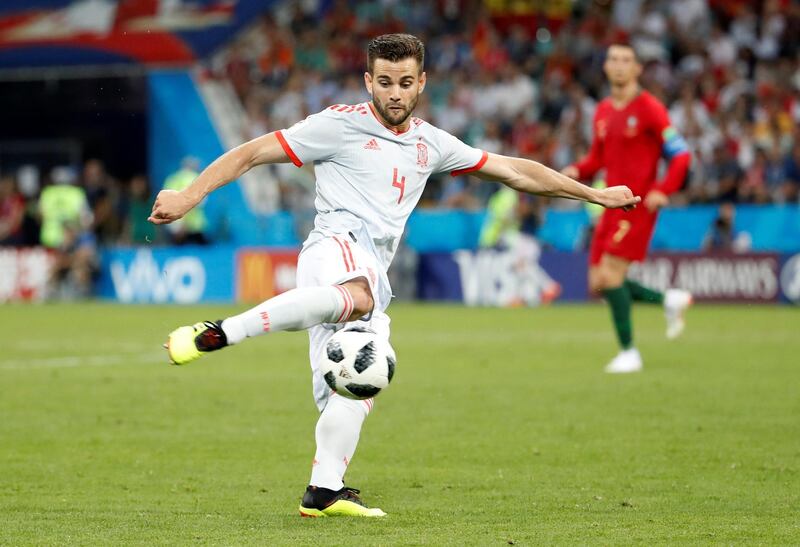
[596,185,641,211]
[643,189,669,212]
[148,189,195,224]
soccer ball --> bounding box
[320,327,396,400]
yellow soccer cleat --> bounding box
[165,320,227,365]
[298,486,386,518]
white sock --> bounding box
[309,394,373,491]
[221,285,353,344]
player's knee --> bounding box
[340,277,374,320]
[588,269,604,294]
[590,269,615,293]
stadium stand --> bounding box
[0,0,798,301]
[208,0,800,210]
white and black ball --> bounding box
[320,327,396,400]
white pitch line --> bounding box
[0,352,166,370]
[9,340,150,352]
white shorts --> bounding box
[296,233,392,411]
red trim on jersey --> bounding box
[333,236,353,271]
[363,398,373,412]
[343,239,357,270]
[451,150,489,177]
[275,130,303,167]
[367,102,410,135]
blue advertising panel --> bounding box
[629,252,781,303]
[416,252,463,301]
[539,251,589,301]
[416,249,589,305]
[96,245,800,305]
[97,245,235,303]
[417,249,799,305]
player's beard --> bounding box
[372,93,418,128]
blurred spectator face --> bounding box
[603,45,642,87]
[680,81,696,102]
[129,175,149,200]
[365,58,426,127]
[51,166,77,186]
[83,159,105,186]
[0,175,15,198]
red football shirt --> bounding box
[575,90,687,197]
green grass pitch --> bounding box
[1,302,798,545]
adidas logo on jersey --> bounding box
[364,139,381,150]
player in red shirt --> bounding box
[562,44,693,373]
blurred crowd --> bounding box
[209,0,800,209]
[3,0,800,294]
[0,159,198,297]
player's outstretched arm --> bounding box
[149,132,290,224]
[475,153,640,210]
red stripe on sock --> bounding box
[334,285,347,322]
[260,310,271,332]
[344,286,354,321]
[334,285,352,323]
[343,286,354,321]
[333,237,352,272]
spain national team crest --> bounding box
[416,142,428,168]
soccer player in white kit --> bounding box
[149,34,640,517]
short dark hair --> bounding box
[367,33,425,74]
[608,42,642,63]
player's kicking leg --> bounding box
[165,282,367,365]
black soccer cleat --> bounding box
[298,485,386,517]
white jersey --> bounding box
[277,102,487,269]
